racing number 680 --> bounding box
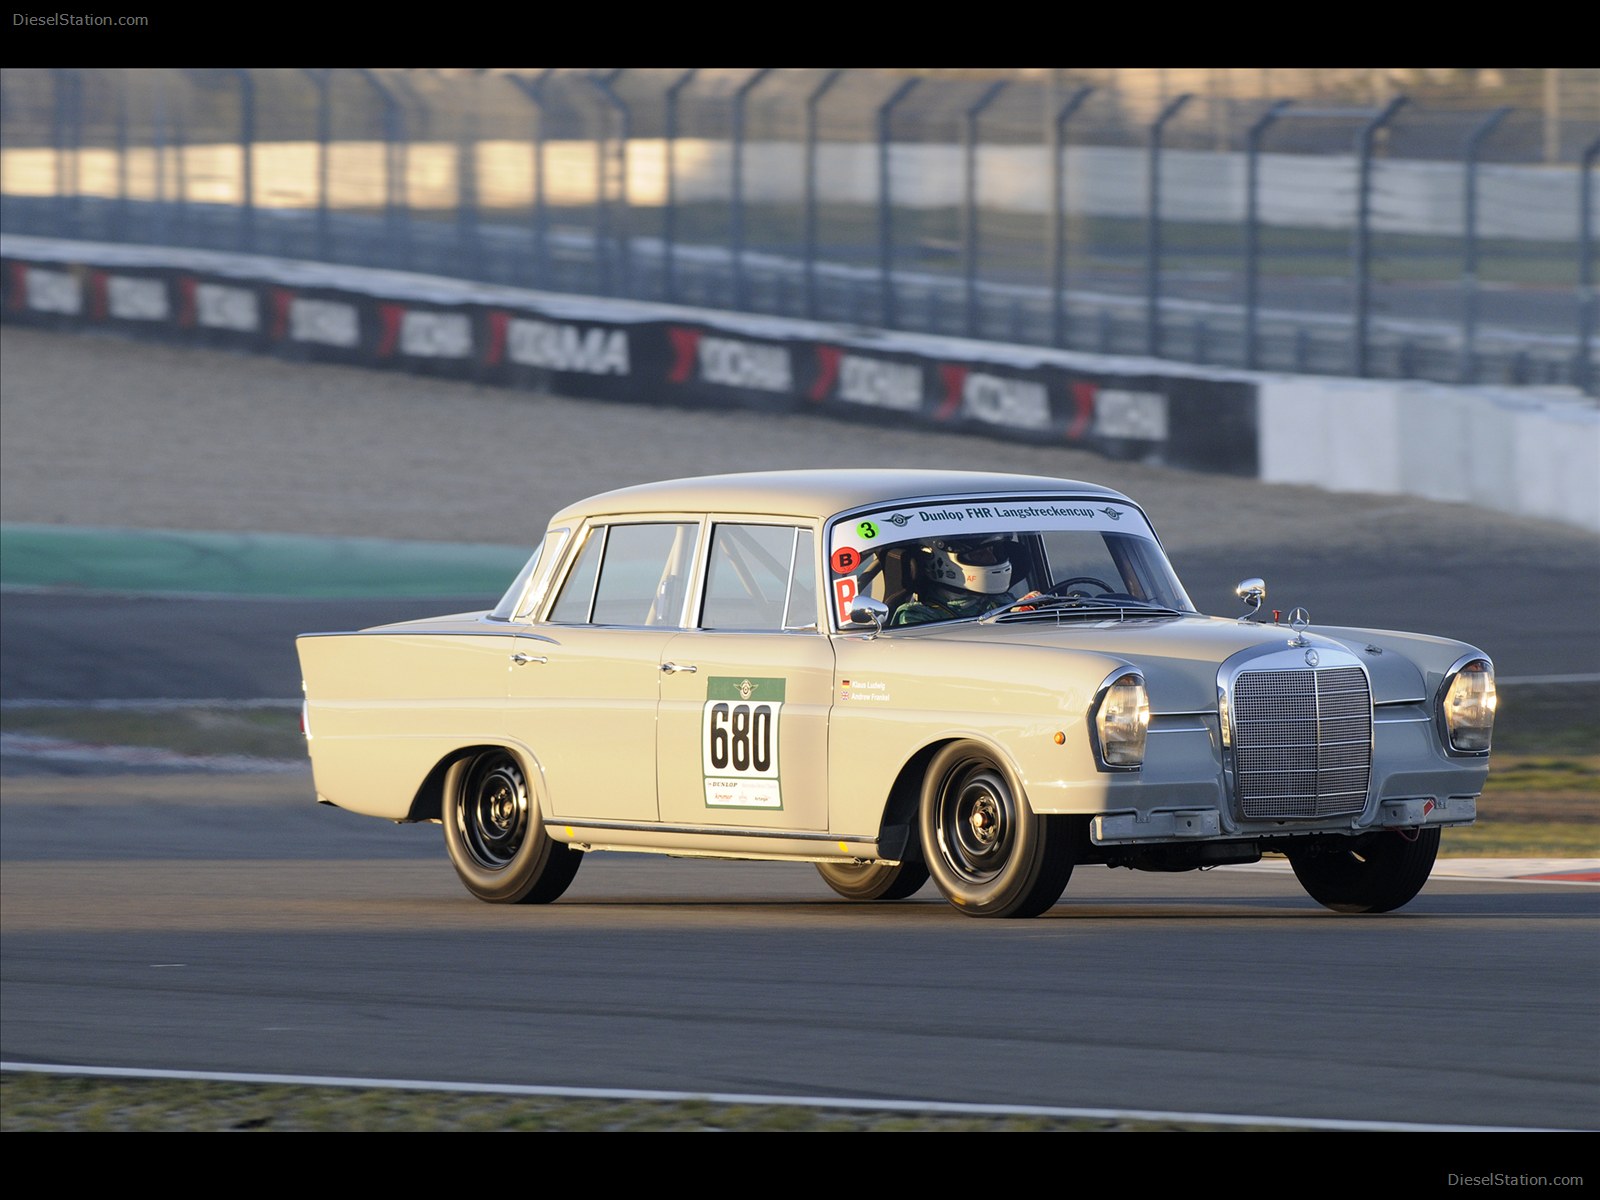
[708,701,774,774]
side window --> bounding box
[550,522,698,627]
[548,526,605,623]
[701,525,818,632]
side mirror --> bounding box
[1235,577,1266,623]
[849,597,889,635]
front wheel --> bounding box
[919,741,1076,918]
[816,860,929,901]
[1286,828,1439,914]
[442,750,582,904]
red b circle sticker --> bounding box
[830,546,861,575]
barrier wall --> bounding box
[4,235,1594,534]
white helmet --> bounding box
[921,537,1013,596]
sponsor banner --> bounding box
[666,325,797,398]
[261,287,369,359]
[0,245,1259,478]
[808,344,927,414]
[375,304,475,360]
[176,276,262,334]
[88,270,170,322]
[7,262,84,315]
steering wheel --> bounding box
[1044,575,1115,598]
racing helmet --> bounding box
[918,536,1014,596]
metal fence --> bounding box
[4,67,1597,393]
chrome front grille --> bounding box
[1231,666,1372,819]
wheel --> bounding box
[918,741,1076,918]
[816,860,929,901]
[442,750,582,904]
[1286,828,1439,914]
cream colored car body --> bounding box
[297,469,1495,916]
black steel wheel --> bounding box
[816,860,929,901]
[442,750,581,904]
[1286,827,1440,914]
[918,741,1075,918]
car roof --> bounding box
[549,469,1133,524]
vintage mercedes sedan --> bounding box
[297,470,1496,917]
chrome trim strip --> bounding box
[298,629,558,643]
[550,818,871,843]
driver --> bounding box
[891,536,1030,626]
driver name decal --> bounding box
[703,676,786,809]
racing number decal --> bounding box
[703,677,786,809]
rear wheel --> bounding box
[919,741,1076,918]
[1286,828,1439,914]
[442,750,582,904]
[816,860,929,901]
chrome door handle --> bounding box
[660,662,697,674]
[511,653,548,665]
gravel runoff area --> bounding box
[2,323,1594,563]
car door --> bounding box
[656,522,833,831]
[508,519,698,825]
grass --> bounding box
[0,1073,1287,1132]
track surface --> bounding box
[2,325,1597,1129]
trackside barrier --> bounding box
[1258,377,1600,532]
[4,235,1594,533]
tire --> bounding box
[1286,827,1439,914]
[442,750,582,904]
[816,860,929,901]
[918,741,1076,918]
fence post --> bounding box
[297,70,333,261]
[1579,136,1599,396]
[962,80,1007,338]
[804,70,846,320]
[1460,106,1513,383]
[506,69,556,288]
[1353,96,1407,377]
[113,70,130,241]
[1146,93,1193,358]
[356,69,410,270]
[663,68,699,303]
[877,76,921,329]
[231,69,256,252]
[1049,85,1093,348]
[48,68,80,238]
[1245,99,1293,369]
[589,70,631,296]
[730,68,774,311]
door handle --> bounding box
[660,662,698,674]
[511,653,548,665]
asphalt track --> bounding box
[2,325,1597,1130]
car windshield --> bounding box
[824,497,1195,629]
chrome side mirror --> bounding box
[1235,578,1266,623]
[849,597,889,636]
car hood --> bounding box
[903,614,1440,713]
